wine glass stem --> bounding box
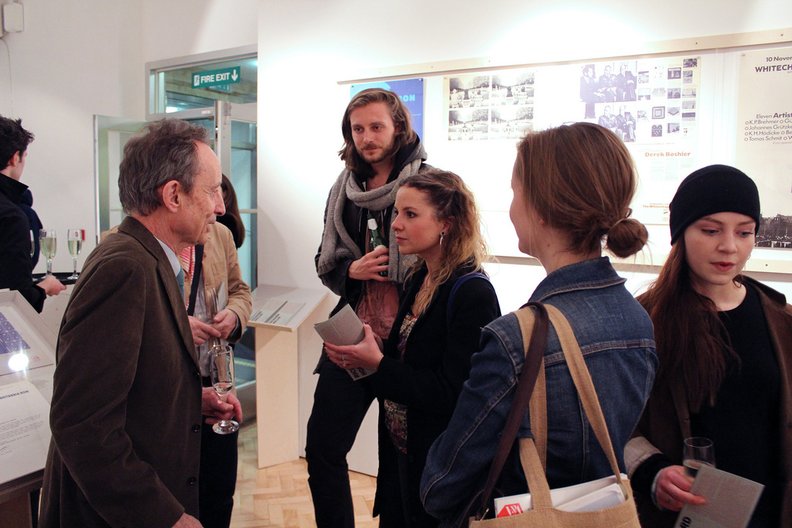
[73,258,77,275]
[47,258,53,275]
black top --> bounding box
[0,174,45,312]
[369,264,501,526]
[692,283,782,528]
[20,188,43,266]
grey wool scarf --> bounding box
[316,154,426,284]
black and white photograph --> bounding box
[683,57,699,68]
[448,108,489,141]
[682,87,697,97]
[492,71,534,106]
[448,75,490,109]
[578,61,637,105]
[490,107,533,139]
[757,215,792,249]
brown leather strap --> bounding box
[529,356,547,470]
[472,302,549,520]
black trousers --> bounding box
[199,419,239,528]
[305,359,376,528]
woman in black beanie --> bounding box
[626,164,792,528]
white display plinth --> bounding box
[247,285,327,468]
[0,290,58,528]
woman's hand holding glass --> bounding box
[323,324,384,371]
[654,437,714,511]
[653,466,707,511]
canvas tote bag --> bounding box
[468,304,641,527]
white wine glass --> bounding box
[67,228,84,280]
[39,228,57,275]
[209,344,239,435]
[683,436,715,478]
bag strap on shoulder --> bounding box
[186,244,204,316]
[446,271,490,327]
[471,302,548,520]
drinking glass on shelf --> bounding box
[39,228,57,275]
[209,344,240,435]
[683,436,715,478]
[67,228,84,280]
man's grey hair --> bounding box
[118,119,209,216]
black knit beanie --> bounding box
[669,164,761,244]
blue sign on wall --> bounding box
[350,78,425,141]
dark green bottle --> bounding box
[367,213,388,277]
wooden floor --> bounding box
[230,420,379,528]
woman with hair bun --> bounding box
[421,122,657,525]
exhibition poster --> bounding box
[736,46,792,250]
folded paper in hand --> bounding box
[314,304,375,380]
[674,464,763,528]
[494,473,628,517]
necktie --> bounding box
[176,269,185,297]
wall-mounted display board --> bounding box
[342,32,792,274]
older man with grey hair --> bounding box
[40,119,242,528]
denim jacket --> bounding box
[420,257,657,525]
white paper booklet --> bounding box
[0,380,52,485]
[313,304,375,380]
[674,464,764,528]
[494,473,628,516]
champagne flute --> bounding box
[209,344,240,435]
[40,228,57,275]
[683,436,715,477]
[67,228,84,280]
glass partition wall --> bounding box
[94,45,258,416]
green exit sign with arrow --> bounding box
[192,66,241,88]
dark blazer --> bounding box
[40,216,204,528]
[632,277,792,528]
[370,264,501,527]
[0,174,45,311]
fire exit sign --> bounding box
[192,66,241,88]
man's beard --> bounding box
[357,140,396,166]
